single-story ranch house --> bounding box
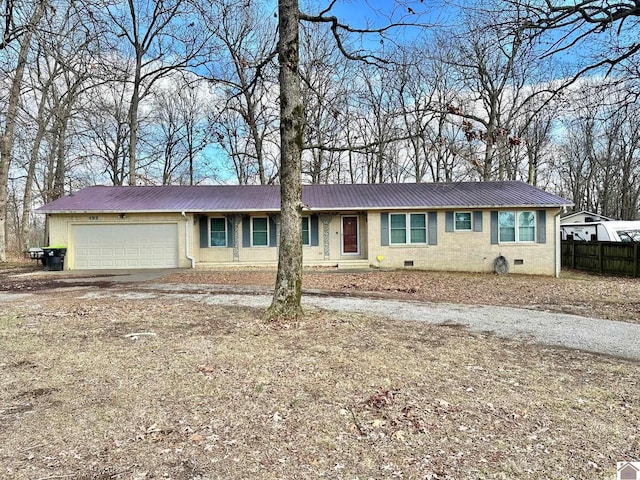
[36,181,572,276]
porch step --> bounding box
[195,261,275,270]
[195,259,372,271]
[336,259,371,271]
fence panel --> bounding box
[561,240,640,276]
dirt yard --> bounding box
[1,265,639,479]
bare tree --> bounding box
[353,63,406,183]
[18,42,61,251]
[146,77,214,185]
[422,50,472,183]
[268,0,304,318]
[203,0,279,185]
[0,0,46,260]
[437,7,559,183]
[103,0,209,185]
[9,0,107,252]
[268,0,428,318]
[391,46,469,183]
[555,80,640,218]
[0,0,43,49]
[516,0,640,79]
[81,80,131,186]
[299,20,351,183]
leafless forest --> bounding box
[2,0,640,256]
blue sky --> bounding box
[323,0,453,26]
[297,0,451,52]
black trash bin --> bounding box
[42,247,66,271]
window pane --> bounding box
[390,214,406,244]
[411,229,426,243]
[253,218,268,246]
[410,214,426,243]
[390,229,406,243]
[253,232,268,245]
[518,211,535,241]
[390,214,406,228]
[253,218,267,231]
[210,218,226,247]
[410,213,426,228]
[499,212,515,242]
[455,212,472,230]
[301,217,310,245]
[499,211,515,227]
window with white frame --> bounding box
[210,218,227,247]
[301,217,310,246]
[390,213,427,244]
[499,211,535,242]
[454,212,472,231]
[252,217,269,246]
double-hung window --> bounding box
[252,217,269,246]
[454,212,472,231]
[301,217,310,246]
[210,218,227,247]
[498,211,535,242]
[389,213,427,244]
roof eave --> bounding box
[37,208,282,214]
[307,204,571,211]
[39,203,572,215]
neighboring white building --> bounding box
[561,210,613,224]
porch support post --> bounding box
[321,214,332,260]
[233,214,241,262]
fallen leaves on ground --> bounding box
[1,292,639,479]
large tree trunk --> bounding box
[128,59,142,186]
[267,0,303,320]
[0,0,46,261]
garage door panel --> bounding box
[73,224,178,270]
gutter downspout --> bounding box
[182,212,195,269]
[554,208,562,278]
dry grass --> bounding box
[1,288,639,479]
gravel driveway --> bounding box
[301,295,640,361]
[3,268,639,362]
[76,279,640,362]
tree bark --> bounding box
[128,54,142,185]
[267,0,303,320]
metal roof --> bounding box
[36,181,572,214]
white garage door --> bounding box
[73,223,179,269]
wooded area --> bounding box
[2,0,640,260]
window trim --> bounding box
[498,210,536,243]
[389,212,427,245]
[251,216,270,247]
[454,212,472,232]
[209,217,227,247]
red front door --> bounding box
[342,216,359,254]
